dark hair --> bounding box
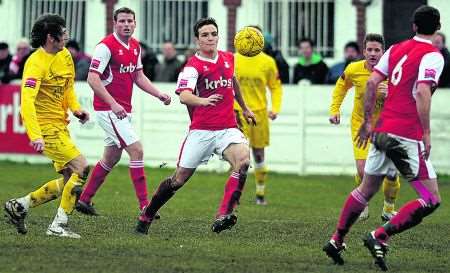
[436,31,446,45]
[298,38,314,47]
[363,33,385,49]
[193,17,218,38]
[344,41,360,53]
[113,7,135,21]
[30,14,66,48]
[413,5,440,35]
[0,42,8,50]
[66,39,80,51]
[247,25,262,32]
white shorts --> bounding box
[96,111,139,148]
[177,128,248,169]
[364,133,436,181]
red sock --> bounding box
[331,188,367,245]
[217,172,243,217]
[129,160,149,210]
[375,198,428,243]
[79,160,111,204]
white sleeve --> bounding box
[137,46,143,70]
[89,43,111,74]
[175,66,198,94]
[374,46,392,76]
[417,52,444,85]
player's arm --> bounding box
[87,43,127,119]
[64,77,89,124]
[267,59,282,120]
[176,66,222,106]
[233,76,256,125]
[329,68,353,125]
[134,70,171,105]
[416,52,444,159]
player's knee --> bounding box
[237,158,250,174]
[164,176,183,192]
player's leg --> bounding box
[124,140,150,210]
[355,159,369,220]
[212,134,250,233]
[253,148,267,205]
[4,177,64,235]
[381,170,400,221]
[77,145,122,215]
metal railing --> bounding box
[22,0,86,48]
[262,0,335,57]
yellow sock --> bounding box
[382,175,400,213]
[354,174,362,186]
[60,173,83,214]
[29,178,64,207]
[255,166,267,197]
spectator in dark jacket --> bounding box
[326,41,361,84]
[432,32,450,87]
[263,32,290,84]
[154,41,182,82]
[66,40,91,81]
[0,42,12,84]
[293,38,328,84]
[140,42,159,81]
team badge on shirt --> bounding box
[178,79,188,88]
[91,59,101,69]
[134,49,138,56]
[424,68,436,79]
[24,78,37,88]
[224,61,230,68]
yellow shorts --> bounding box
[351,121,370,160]
[41,124,81,172]
[235,109,269,149]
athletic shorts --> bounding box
[41,124,81,172]
[235,109,269,148]
[96,111,139,148]
[364,132,436,181]
[351,120,370,160]
[177,128,248,169]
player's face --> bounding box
[50,27,68,52]
[364,41,383,67]
[196,24,218,55]
[433,34,444,50]
[114,13,136,38]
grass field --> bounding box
[1,161,449,273]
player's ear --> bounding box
[412,23,418,33]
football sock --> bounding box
[142,177,178,221]
[217,171,246,217]
[29,177,64,207]
[254,162,267,197]
[79,160,111,204]
[51,207,68,226]
[129,160,149,210]
[332,188,368,245]
[382,176,400,213]
[374,198,436,243]
[60,173,83,214]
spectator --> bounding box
[9,38,31,80]
[432,32,450,87]
[66,40,91,81]
[263,32,290,84]
[154,41,182,82]
[140,42,159,81]
[293,38,328,84]
[326,41,361,84]
[0,42,12,84]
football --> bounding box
[234,26,264,57]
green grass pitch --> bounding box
[1,161,449,273]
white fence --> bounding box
[2,82,449,176]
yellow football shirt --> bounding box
[21,47,81,141]
[329,60,385,124]
[234,52,282,113]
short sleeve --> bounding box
[417,52,444,85]
[89,43,111,75]
[374,46,392,76]
[175,66,199,94]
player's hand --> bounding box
[159,93,171,105]
[111,102,127,119]
[422,132,431,160]
[73,110,90,124]
[268,111,278,120]
[355,121,372,149]
[201,94,223,106]
[243,108,257,126]
[378,82,388,98]
[31,138,44,153]
[329,114,340,125]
